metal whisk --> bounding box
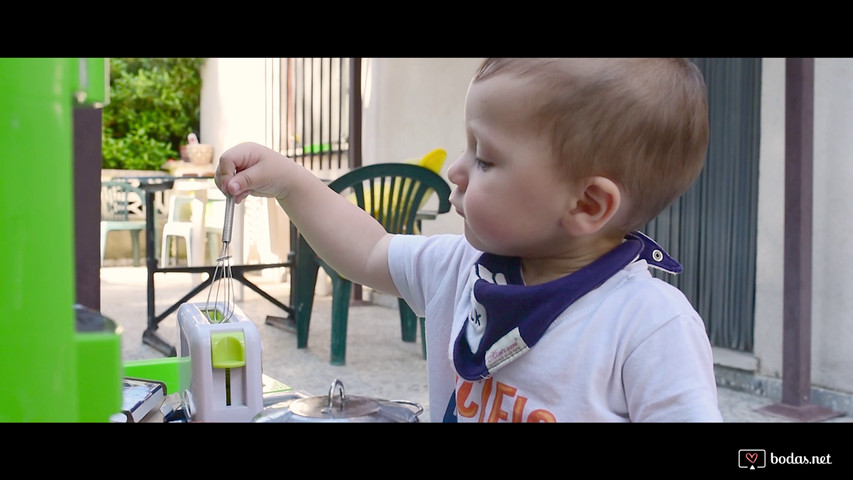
[205,194,235,323]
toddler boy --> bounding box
[216,58,723,422]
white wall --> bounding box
[200,58,290,276]
[811,59,853,391]
[200,58,268,154]
[753,58,786,378]
[755,58,853,394]
[362,58,480,236]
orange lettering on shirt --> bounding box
[456,380,477,419]
[512,396,527,422]
[478,378,493,423]
[455,377,557,422]
[487,382,517,422]
[526,409,557,423]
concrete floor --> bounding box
[100,264,851,423]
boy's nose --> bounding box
[447,154,466,190]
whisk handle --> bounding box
[222,195,235,243]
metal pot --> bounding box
[253,378,423,423]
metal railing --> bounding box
[278,58,361,175]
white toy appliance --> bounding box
[177,301,263,422]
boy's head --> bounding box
[471,58,709,234]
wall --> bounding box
[200,58,291,278]
[811,59,853,392]
[200,58,267,156]
[754,58,853,396]
[753,58,786,379]
[362,58,479,236]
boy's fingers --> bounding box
[215,158,235,192]
[227,171,266,203]
[228,171,252,197]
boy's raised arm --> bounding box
[215,142,399,296]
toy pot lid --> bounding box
[253,378,423,423]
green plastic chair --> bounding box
[100,180,147,266]
[292,163,452,365]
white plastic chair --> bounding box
[204,187,227,264]
[160,194,199,267]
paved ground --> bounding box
[100,265,851,423]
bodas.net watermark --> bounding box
[739,449,834,469]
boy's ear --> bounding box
[562,176,621,236]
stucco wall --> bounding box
[199,58,267,155]
[754,58,786,379]
[200,58,291,278]
[755,58,853,394]
[811,59,853,392]
[362,58,479,236]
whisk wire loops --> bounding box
[205,195,236,323]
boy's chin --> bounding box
[463,229,513,257]
[463,228,488,253]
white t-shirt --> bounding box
[388,233,723,422]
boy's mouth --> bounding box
[450,195,464,218]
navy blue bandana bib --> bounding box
[452,231,682,381]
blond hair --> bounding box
[473,58,709,233]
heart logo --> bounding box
[745,452,758,464]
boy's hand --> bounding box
[215,142,289,204]
[214,142,399,296]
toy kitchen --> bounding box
[0,58,422,424]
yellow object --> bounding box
[210,331,246,369]
[349,148,447,217]
[416,148,446,174]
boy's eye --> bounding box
[474,157,492,170]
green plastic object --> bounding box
[210,331,246,369]
[0,58,112,422]
[75,305,123,422]
[123,357,192,395]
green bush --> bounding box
[102,58,205,170]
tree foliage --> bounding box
[102,58,205,170]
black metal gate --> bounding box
[277,58,361,174]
